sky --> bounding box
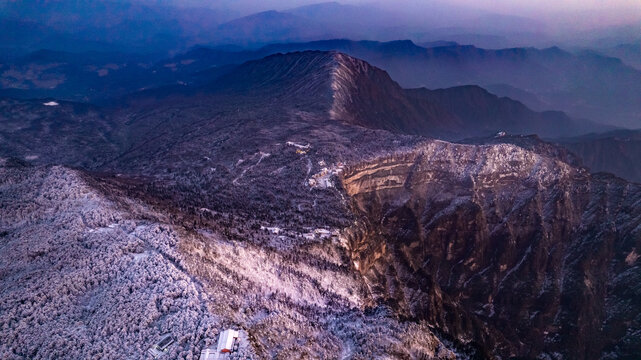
[442,0,641,27]
[193,0,641,13]
[201,0,641,25]
[176,0,641,32]
[440,0,641,12]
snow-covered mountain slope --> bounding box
[0,160,462,359]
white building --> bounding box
[199,346,217,360]
[217,329,239,353]
[199,329,239,360]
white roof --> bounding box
[43,101,59,106]
[199,347,217,360]
[216,329,239,353]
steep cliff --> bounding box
[341,140,641,359]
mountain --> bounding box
[284,1,398,40]
[406,85,606,138]
[162,50,604,139]
[214,10,332,46]
[204,51,455,136]
[421,40,460,48]
[459,133,583,168]
[557,129,641,183]
[208,51,606,138]
[600,43,641,70]
[0,51,604,167]
[2,50,641,359]
[196,40,641,127]
[0,51,467,359]
[0,160,466,359]
[208,1,545,48]
[8,39,637,132]
[160,39,641,128]
[342,141,641,358]
[0,50,606,226]
[0,0,231,54]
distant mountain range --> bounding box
[3,0,639,55]
[159,39,641,128]
[600,43,641,70]
[4,38,640,129]
[151,51,610,139]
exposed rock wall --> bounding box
[341,140,641,359]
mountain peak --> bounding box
[209,50,437,133]
[209,50,594,139]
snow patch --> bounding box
[87,223,119,233]
[132,251,150,261]
[260,226,282,234]
[308,164,345,189]
[286,141,310,149]
[43,101,59,106]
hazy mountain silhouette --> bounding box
[150,39,641,128]
[601,43,641,70]
[133,51,607,139]
[557,129,641,183]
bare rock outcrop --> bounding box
[341,140,641,359]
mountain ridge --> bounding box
[166,38,641,128]
[204,50,599,139]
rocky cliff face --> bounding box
[341,140,641,359]
[326,52,456,135]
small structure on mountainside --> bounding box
[147,333,176,358]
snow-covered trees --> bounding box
[0,163,460,359]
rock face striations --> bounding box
[341,140,641,359]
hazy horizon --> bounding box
[177,0,641,30]
[149,0,641,50]
[2,0,640,54]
